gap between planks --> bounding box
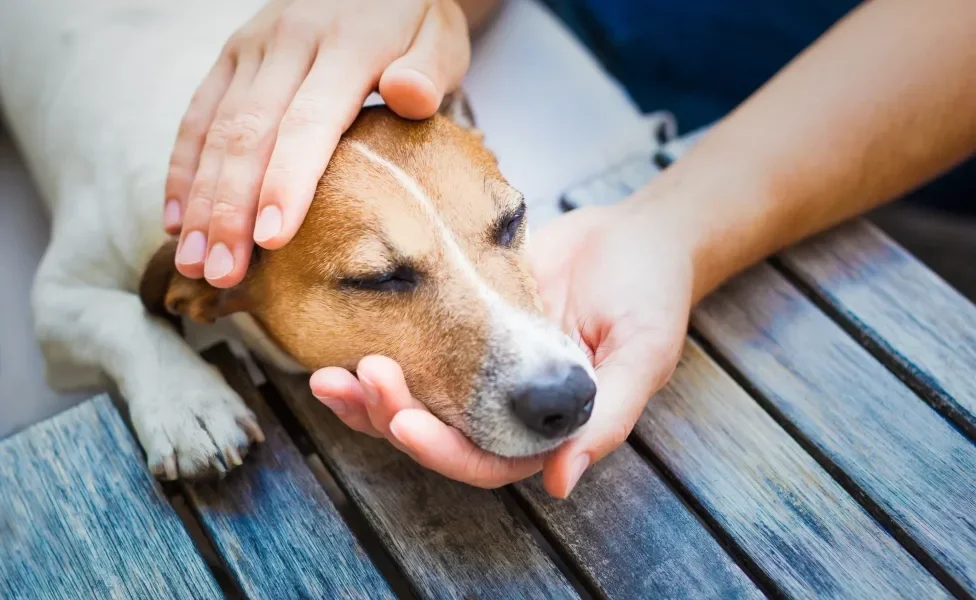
[111,353,406,600]
[769,255,976,444]
[252,379,419,600]
[687,329,972,600]
[105,388,246,600]
[620,433,785,599]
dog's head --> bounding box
[141,93,596,458]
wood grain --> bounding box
[694,263,976,596]
[633,341,950,599]
[0,396,221,600]
[185,345,394,600]
[514,443,762,599]
[266,367,579,600]
[780,220,976,438]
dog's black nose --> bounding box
[512,365,596,438]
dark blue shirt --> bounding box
[542,0,975,213]
[544,0,857,130]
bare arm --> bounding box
[624,0,976,302]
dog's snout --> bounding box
[511,365,596,439]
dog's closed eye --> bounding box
[341,265,419,293]
[494,200,527,248]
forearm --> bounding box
[625,0,976,303]
[455,0,503,32]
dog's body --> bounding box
[0,1,274,477]
[1,0,605,480]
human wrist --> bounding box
[618,157,781,305]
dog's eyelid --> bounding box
[339,264,421,293]
[492,198,527,247]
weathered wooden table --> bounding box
[2,149,975,600]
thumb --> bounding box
[542,338,682,499]
[380,2,471,119]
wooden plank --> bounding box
[185,345,394,600]
[266,367,579,600]
[633,341,950,599]
[694,264,976,596]
[514,443,763,599]
[0,396,221,600]
[779,220,976,437]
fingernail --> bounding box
[315,394,347,414]
[254,205,282,243]
[163,200,181,229]
[176,230,206,265]
[204,242,234,280]
[564,454,590,498]
[361,378,380,407]
[389,419,405,445]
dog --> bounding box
[1,1,598,481]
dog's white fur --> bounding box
[0,0,653,474]
[0,0,284,476]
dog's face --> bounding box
[142,98,596,457]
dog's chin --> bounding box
[471,430,570,459]
[459,410,583,459]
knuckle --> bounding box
[271,12,312,45]
[281,96,326,130]
[204,119,234,151]
[226,111,266,156]
[185,192,214,217]
[209,199,246,227]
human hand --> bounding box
[165,0,471,288]
[311,356,545,489]
[311,201,696,497]
[527,203,693,497]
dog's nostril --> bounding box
[543,414,567,430]
[512,365,597,439]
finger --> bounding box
[543,340,681,499]
[380,2,470,119]
[254,53,375,250]
[389,409,543,488]
[164,57,235,234]
[175,56,260,278]
[203,42,316,287]
[310,367,382,438]
[355,356,426,439]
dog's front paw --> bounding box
[129,376,265,481]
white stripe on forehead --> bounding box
[349,140,596,382]
[349,140,489,294]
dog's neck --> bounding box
[226,312,308,375]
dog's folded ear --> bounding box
[438,89,477,131]
[139,240,249,326]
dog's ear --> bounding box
[139,240,249,326]
[439,89,476,131]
